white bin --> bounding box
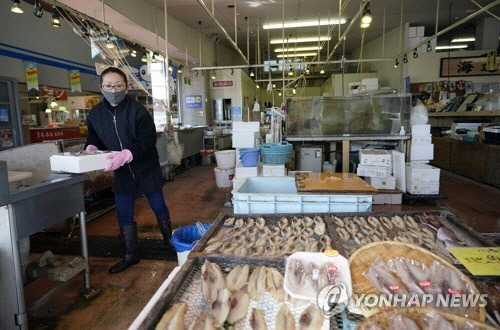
[214,150,236,169]
[214,167,235,188]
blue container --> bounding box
[171,223,211,252]
[240,151,259,167]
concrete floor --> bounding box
[26,165,499,329]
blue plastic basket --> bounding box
[240,151,259,167]
[171,223,211,252]
[260,142,293,152]
[260,150,292,164]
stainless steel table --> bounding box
[0,172,90,329]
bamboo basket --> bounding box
[349,241,485,322]
[357,307,494,330]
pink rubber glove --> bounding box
[86,144,99,152]
[104,149,133,171]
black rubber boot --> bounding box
[109,223,140,274]
[156,217,173,247]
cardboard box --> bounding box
[233,131,259,148]
[262,163,287,177]
[359,149,392,166]
[410,144,434,161]
[366,176,396,190]
[50,151,114,173]
[411,124,431,135]
[235,162,261,178]
[407,181,440,195]
[373,193,402,205]
[411,134,432,145]
[357,165,392,178]
[406,163,440,182]
[233,121,260,132]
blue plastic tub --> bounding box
[172,223,211,253]
[240,149,259,167]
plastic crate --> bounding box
[260,151,292,164]
[232,177,373,214]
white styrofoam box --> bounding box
[411,124,431,134]
[235,162,261,178]
[357,165,392,178]
[411,134,432,145]
[410,144,434,161]
[232,131,259,148]
[233,177,372,214]
[373,193,402,205]
[361,78,378,87]
[406,163,440,182]
[366,176,396,190]
[408,26,417,38]
[50,152,114,173]
[416,26,425,37]
[407,181,440,195]
[262,163,287,177]
[232,177,247,193]
[233,121,260,132]
[359,149,392,166]
[360,84,378,91]
[391,150,406,192]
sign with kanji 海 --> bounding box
[440,56,500,77]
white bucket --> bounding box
[214,150,236,169]
[214,167,235,188]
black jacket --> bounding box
[85,96,164,195]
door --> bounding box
[0,78,23,151]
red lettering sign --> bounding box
[30,127,81,142]
[213,81,234,88]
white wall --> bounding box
[352,25,408,91]
[407,50,500,84]
[180,72,209,126]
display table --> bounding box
[286,135,411,173]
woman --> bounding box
[85,67,172,274]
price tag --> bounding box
[448,247,500,276]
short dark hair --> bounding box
[100,67,128,86]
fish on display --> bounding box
[155,302,187,330]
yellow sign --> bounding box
[69,69,82,92]
[448,247,500,276]
[324,249,339,257]
[486,50,498,71]
[25,61,39,93]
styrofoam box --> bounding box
[411,124,431,135]
[362,78,378,86]
[359,149,392,166]
[233,121,259,132]
[233,177,372,214]
[232,131,259,148]
[406,163,440,182]
[262,163,287,177]
[50,152,114,173]
[373,193,402,205]
[411,134,432,145]
[366,176,396,190]
[357,165,392,178]
[235,162,261,178]
[407,182,439,195]
[410,144,434,161]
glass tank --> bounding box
[286,94,411,137]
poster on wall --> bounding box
[41,87,68,102]
[185,95,202,109]
[24,61,39,95]
[232,106,242,121]
[210,78,235,90]
[440,56,500,77]
[69,70,82,92]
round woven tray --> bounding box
[357,307,494,329]
[349,241,485,322]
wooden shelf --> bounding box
[429,110,500,117]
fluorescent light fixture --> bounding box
[52,6,61,27]
[278,92,282,96]
[270,36,331,44]
[435,45,468,50]
[292,88,296,95]
[276,52,317,58]
[130,50,137,57]
[45,108,52,113]
[274,46,321,52]
[11,0,23,14]
[451,37,475,43]
[50,101,58,107]
[272,84,276,88]
[263,18,346,30]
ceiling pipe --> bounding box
[191,58,392,71]
[395,0,500,59]
[196,0,249,65]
